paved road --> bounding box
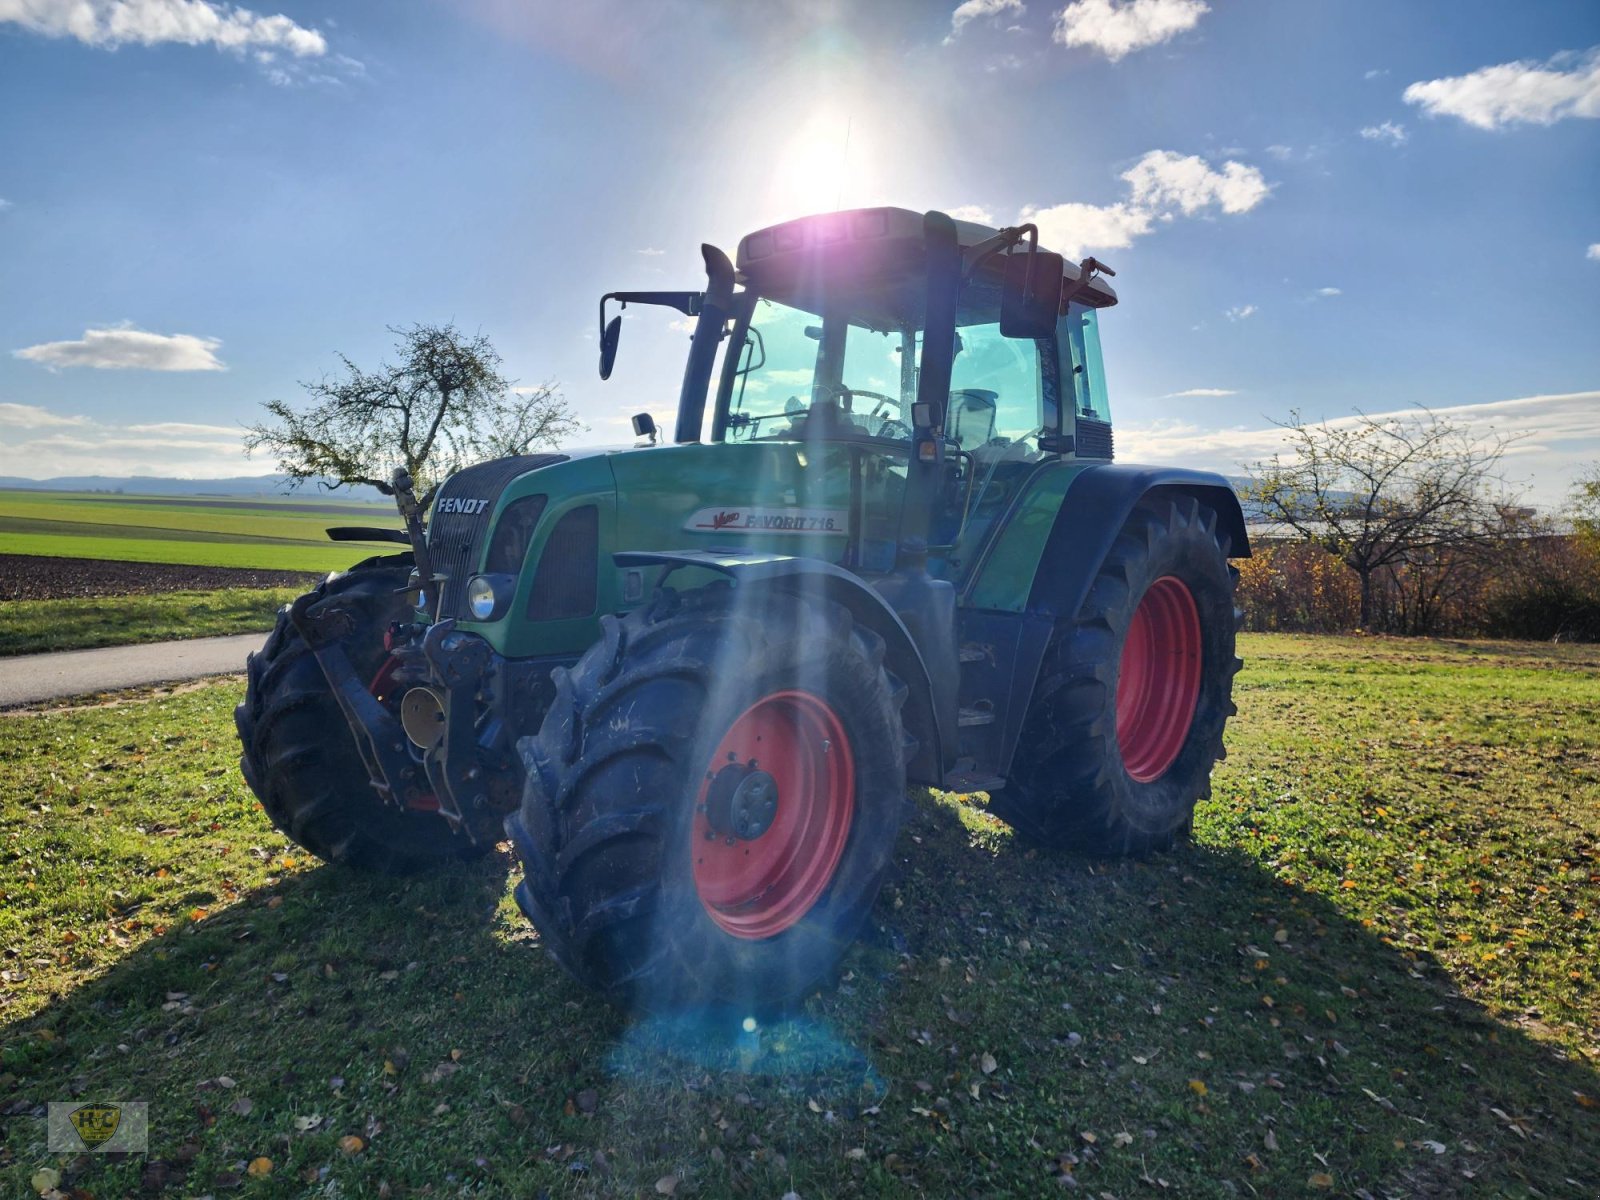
[0,633,264,708]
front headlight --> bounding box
[465,574,513,621]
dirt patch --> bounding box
[0,553,320,601]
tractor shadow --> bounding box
[3,797,1597,1197]
[853,788,1600,1193]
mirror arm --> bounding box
[959,223,1038,284]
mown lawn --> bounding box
[1,634,1596,1197]
[0,589,302,656]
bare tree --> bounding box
[245,322,581,508]
[1571,464,1600,550]
[1244,408,1520,630]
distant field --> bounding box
[0,489,399,573]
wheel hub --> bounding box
[704,763,780,841]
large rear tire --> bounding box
[235,556,487,874]
[506,584,908,1011]
[991,496,1241,855]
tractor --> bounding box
[236,207,1248,1011]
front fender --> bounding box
[614,549,948,785]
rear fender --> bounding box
[614,550,948,785]
[1027,465,1250,618]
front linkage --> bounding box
[286,468,537,841]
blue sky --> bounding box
[1,0,1597,504]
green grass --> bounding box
[0,589,302,656]
[0,489,397,572]
[1,634,1596,1197]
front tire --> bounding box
[991,496,1241,855]
[506,585,908,1011]
[235,556,487,874]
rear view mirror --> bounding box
[599,315,622,380]
[1000,249,1064,340]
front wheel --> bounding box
[991,496,1242,854]
[506,585,908,1011]
[235,556,488,874]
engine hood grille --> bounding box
[428,454,567,617]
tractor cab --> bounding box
[710,208,1118,578]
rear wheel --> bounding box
[506,585,908,1011]
[236,556,487,873]
[991,496,1241,854]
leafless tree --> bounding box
[245,322,581,509]
[1571,463,1600,550]
[1244,408,1521,630]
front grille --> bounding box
[428,454,566,617]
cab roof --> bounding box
[734,206,1119,324]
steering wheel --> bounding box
[874,418,912,441]
[847,390,901,421]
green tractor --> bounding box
[237,207,1248,1011]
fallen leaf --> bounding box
[229,1097,253,1116]
[1264,1130,1278,1152]
[31,1168,60,1195]
[1188,1079,1208,1097]
[1113,1132,1134,1147]
[1414,1140,1446,1154]
[980,1052,998,1075]
[655,1174,678,1195]
[1308,1172,1333,1189]
[1576,1092,1598,1110]
[294,1114,322,1132]
[247,1157,273,1177]
[339,1135,365,1154]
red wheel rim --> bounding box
[1116,576,1202,783]
[691,690,855,940]
[368,656,440,813]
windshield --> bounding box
[725,298,1045,449]
[726,298,916,443]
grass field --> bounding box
[0,589,302,656]
[0,489,398,573]
[1,634,1596,1197]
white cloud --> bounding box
[946,0,1024,41]
[636,247,665,256]
[1122,149,1269,215]
[946,203,997,224]
[1314,286,1342,297]
[1225,304,1257,321]
[1364,68,1388,81]
[1118,391,1600,507]
[666,317,696,334]
[0,407,251,479]
[1263,144,1294,161]
[0,0,328,56]
[13,326,225,371]
[124,420,238,436]
[1052,0,1208,62]
[1587,243,1600,261]
[1359,120,1407,145]
[1023,201,1152,259]
[1023,148,1268,259]
[0,197,11,212]
[0,401,91,428]
[1402,47,1600,130]
[1163,387,1237,398]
